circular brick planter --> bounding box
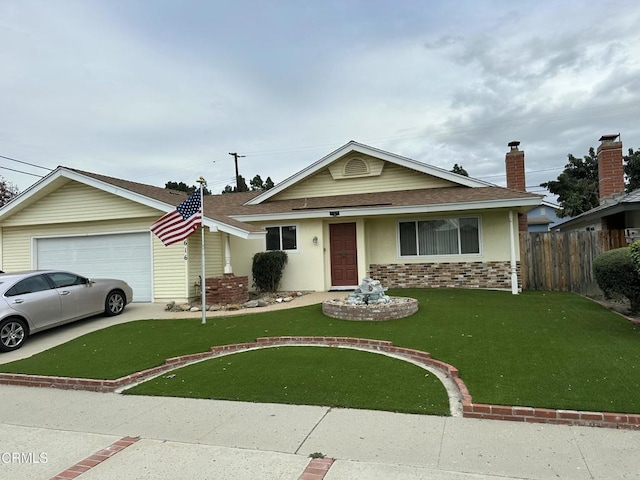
[322,297,418,321]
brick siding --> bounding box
[369,261,518,290]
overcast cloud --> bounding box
[2,0,640,200]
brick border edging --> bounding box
[1,336,638,430]
[299,457,334,480]
[50,436,139,479]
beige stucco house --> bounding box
[0,141,542,302]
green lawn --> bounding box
[2,289,639,414]
[124,347,451,415]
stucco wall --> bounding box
[230,218,326,292]
[365,209,519,265]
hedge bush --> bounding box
[252,251,288,292]
[630,239,640,277]
[593,246,640,313]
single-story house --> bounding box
[527,201,562,232]
[0,141,542,302]
[553,134,640,238]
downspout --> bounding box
[508,210,518,295]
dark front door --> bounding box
[330,223,358,287]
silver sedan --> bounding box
[0,270,133,352]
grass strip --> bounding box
[123,346,451,416]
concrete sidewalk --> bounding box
[0,385,639,479]
[1,294,640,479]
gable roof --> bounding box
[0,167,264,239]
[0,141,542,235]
[245,140,494,205]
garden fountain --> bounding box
[322,277,418,321]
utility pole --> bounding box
[228,152,246,191]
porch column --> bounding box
[508,210,518,295]
[224,233,233,274]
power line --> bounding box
[0,165,45,177]
[0,154,52,171]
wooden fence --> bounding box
[519,230,627,294]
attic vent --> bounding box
[344,158,369,176]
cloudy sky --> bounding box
[2,0,640,200]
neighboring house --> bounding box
[527,201,562,232]
[0,141,542,302]
[553,134,640,238]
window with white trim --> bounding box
[266,225,297,251]
[399,217,480,256]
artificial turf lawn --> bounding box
[2,288,639,414]
[123,346,451,415]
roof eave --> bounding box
[232,197,542,222]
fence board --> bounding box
[519,230,626,294]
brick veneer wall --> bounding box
[205,274,249,305]
[369,261,518,289]
[322,298,419,321]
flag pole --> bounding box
[197,177,207,325]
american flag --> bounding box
[151,189,202,246]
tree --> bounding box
[223,174,274,193]
[541,146,640,217]
[164,181,210,195]
[451,164,469,176]
[624,148,640,192]
[540,148,599,218]
[0,176,19,207]
[222,175,249,193]
[249,174,276,191]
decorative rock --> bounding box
[257,299,270,307]
[243,300,260,308]
[178,304,192,311]
[208,305,222,311]
[227,304,242,311]
[283,296,293,302]
[190,306,201,312]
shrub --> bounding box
[630,239,640,277]
[252,251,288,292]
[593,247,640,313]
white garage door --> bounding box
[36,233,152,302]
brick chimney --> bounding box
[505,141,528,232]
[597,133,624,203]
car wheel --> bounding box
[0,318,28,352]
[105,290,126,316]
